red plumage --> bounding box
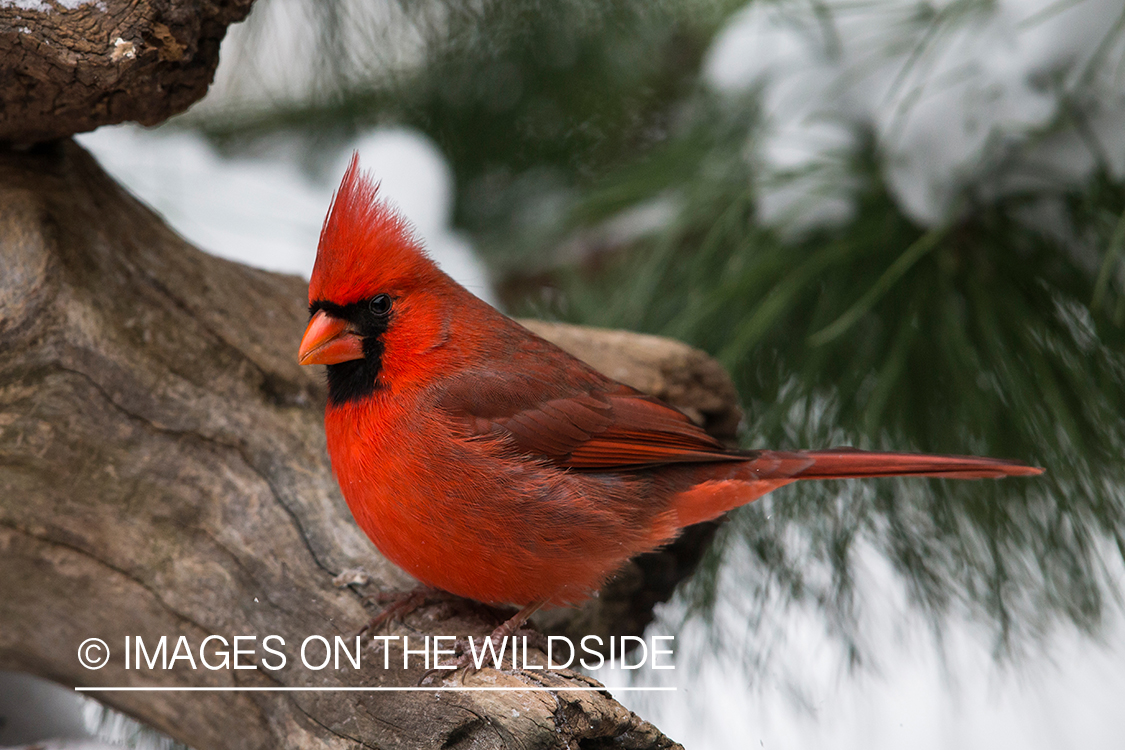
[299,155,1042,609]
[309,159,439,307]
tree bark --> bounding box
[0,140,742,749]
[0,0,253,144]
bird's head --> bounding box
[298,154,453,405]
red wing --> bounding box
[520,392,738,468]
[437,370,739,469]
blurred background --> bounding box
[23,0,1125,747]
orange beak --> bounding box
[298,310,365,365]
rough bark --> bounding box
[0,140,744,748]
[0,0,254,145]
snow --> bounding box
[704,0,1125,227]
[595,536,1125,750]
[0,0,104,11]
[76,125,495,304]
[0,0,50,10]
[194,0,425,118]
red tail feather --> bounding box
[779,448,1044,480]
[671,448,1042,527]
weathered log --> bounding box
[0,140,746,748]
[0,0,253,144]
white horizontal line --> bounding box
[76,686,676,693]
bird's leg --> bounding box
[360,586,515,639]
[459,600,549,665]
[357,585,448,636]
[481,600,549,654]
[491,600,547,641]
[421,600,548,684]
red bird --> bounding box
[299,156,1042,633]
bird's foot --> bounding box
[418,601,548,685]
[357,585,447,636]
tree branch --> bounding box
[0,0,254,144]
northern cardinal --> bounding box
[299,156,1042,635]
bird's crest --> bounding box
[309,153,440,306]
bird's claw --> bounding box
[357,587,435,637]
[418,636,478,686]
[416,624,550,686]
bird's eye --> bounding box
[369,294,392,316]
